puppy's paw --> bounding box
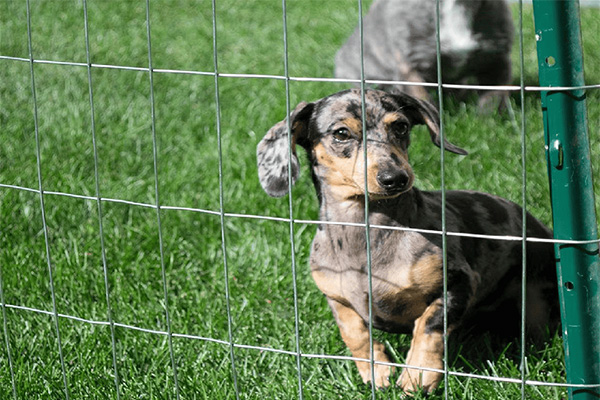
[356,346,395,388]
[397,348,443,395]
[397,366,442,395]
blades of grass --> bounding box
[0,253,17,399]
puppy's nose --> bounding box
[376,169,410,191]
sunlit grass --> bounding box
[0,1,598,399]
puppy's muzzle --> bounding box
[376,167,411,195]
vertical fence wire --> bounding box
[518,1,529,399]
[356,0,377,398]
[81,0,122,398]
[25,0,71,398]
[433,0,450,398]
[280,1,305,398]
[210,1,241,398]
[143,2,181,398]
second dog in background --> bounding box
[335,0,514,111]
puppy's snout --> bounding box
[376,168,410,192]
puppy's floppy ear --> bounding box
[392,93,468,155]
[257,101,314,197]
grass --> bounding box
[0,0,599,399]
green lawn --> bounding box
[1,0,599,399]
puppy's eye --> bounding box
[392,121,409,137]
[332,128,352,142]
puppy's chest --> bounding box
[310,228,443,331]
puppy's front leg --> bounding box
[398,298,448,394]
[327,298,394,388]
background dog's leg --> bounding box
[398,298,447,394]
[396,60,430,101]
[473,54,512,113]
[327,298,394,388]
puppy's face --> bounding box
[310,90,414,201]
[257,89,466,200]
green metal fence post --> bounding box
[532,1,600,398]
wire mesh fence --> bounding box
[0,0,599,399]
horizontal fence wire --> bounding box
[1,0,599,397]
[2,54,600,92]
[2,182,598,246]
[1,301,599,391]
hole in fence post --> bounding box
[545,56,556,67]
[565,281,574,291]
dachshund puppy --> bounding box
[257,89,558,394]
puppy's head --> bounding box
[257,89,467,200]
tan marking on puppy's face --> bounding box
[382,112,403,126]
[311,112,414,202]
[312,142,364,199]
[338,117,362,136]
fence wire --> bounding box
[210,0,241,398]
[517,1,529,398]
[82,0,121,397]
[1,0,599,399]
[3,54,600,92]
[144,0,182,398]
[25,0,70,398]
[281,0,306,398]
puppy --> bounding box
[335,0,514,111]
[256,89,558,394]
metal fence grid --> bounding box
[0,0,599,399]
